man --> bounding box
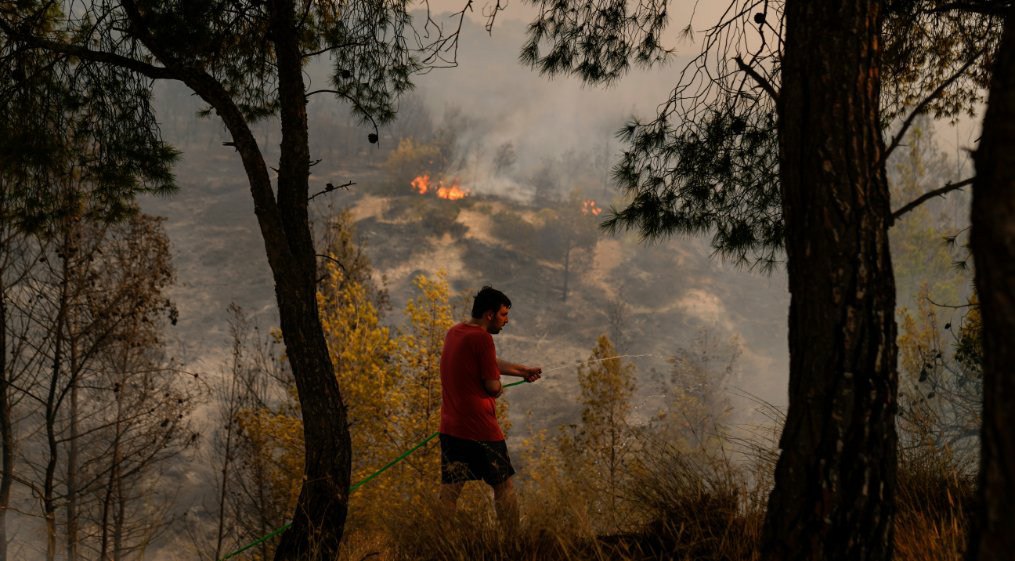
[438,285,542,531]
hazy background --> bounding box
[142,6,791,418]
[126,4,978,559]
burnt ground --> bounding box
[346,189,790,438]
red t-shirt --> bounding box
[439,323,504,441]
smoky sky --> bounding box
[387,13,687,199]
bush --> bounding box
[621,441,762,561]
[490,209,541,251]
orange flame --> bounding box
[411,174,431,195]
[437,184,468,200]
[582,199,603,216]
[410,174,470,200]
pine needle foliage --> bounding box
[519,0,1001,270]
[1,4,178,231]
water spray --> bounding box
[541,353,656,374]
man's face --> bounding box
[486,305,510,334]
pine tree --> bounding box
[968,12,1015,559]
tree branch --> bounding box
[925,295,976,310]
[421,0,472,67]
[484,0,507,35]
[301,41,370,59]
[305,88,380,143]
[116,0,296,281]
[316,254,348,274]
[734,56,779,103]
[882,48,985,163]
[0,18,176,81]
[928,1,1014,16]
[890,176,974,225]
[308,180,354,202]
[315,253,350,285]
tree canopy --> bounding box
[520,0,1001,268]
[1,1,474,559]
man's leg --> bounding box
[491,476,519,535]
[440,482,464,515]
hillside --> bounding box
[143,149,790,441]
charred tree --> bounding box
[761,2,898,561]
[968,11,1015,561]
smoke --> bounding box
[403,15,682,202]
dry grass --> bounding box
[332,437,972,561]
[334,438,766,561]
[612,442,764,561]
[894,450,974,561]
[368,488,586,561]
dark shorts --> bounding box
[439,433,515,486]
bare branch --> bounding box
[305,88,380,144]
[484,0,507,35]
[315,252,351,285]
[301,41,370,59]
[925,295,976,310]
[308,180,354,202]
[734,55,779,102]
[890,176,974,225]
[316,253,348,274]
[928,1,1014,16]
[419,0,473,67]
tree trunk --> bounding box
[268,4,351,558]
[119,0,352,554]
[165,2,352,557]
[968,13,1015,561]
[762,2,898,561]
[562,244,571,302]
[113,456,124,561]
[66,339,79,561]
[99,440,112,560]
[0,283,11,561]
[214,369,239,561]
[45,229,72,561]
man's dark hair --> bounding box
[471,286,511,319]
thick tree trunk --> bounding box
[762,2,898,561]
[968,13,1015,561]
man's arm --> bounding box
[484,378,504,398]
[497,359,542,383]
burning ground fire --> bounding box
[582,199,603,216]
[410,174,470,201]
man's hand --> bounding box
[521,366,542,383]
[497,359,542,383]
